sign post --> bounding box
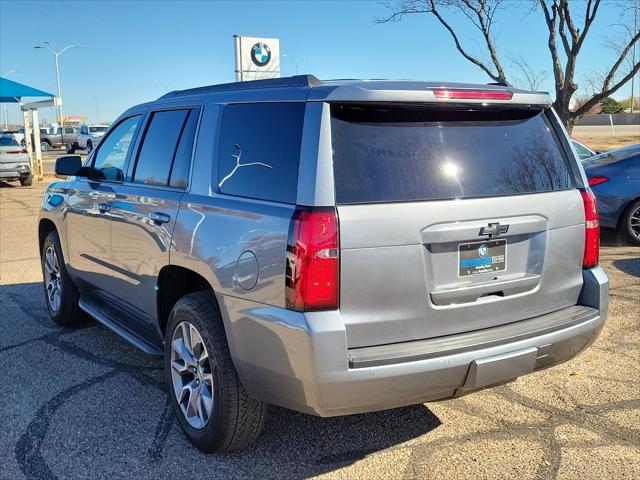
[234,35,280,82]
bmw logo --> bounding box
[478,245,488,257]
[251,42,271,67]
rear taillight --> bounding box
[7,149,28,154]
[588,176,608,186]
[286,207,339,311]
[434,89,513,100]
[581,188,599,268]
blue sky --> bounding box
[0,0,636,125]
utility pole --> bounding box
[91,94,100,123]
[34,41,85,141]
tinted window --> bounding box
[0,136,18,146]
[64,127,75,134]
[80,126,87,134]
[169,109,199,189]
[331,105,575,204]
[92,116,140,182]
[217,102,305,203]
[90,126,109,133]
[133,109,189,186]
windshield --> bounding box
[331,104,575,204]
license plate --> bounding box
[458,239,507,277]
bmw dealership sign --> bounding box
[234,35,280,81]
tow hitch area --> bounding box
[457,347,539,394]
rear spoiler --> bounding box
[308,86,551,107]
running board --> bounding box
[79,296,164,356]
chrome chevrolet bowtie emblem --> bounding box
[479,222,509,237]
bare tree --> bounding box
[378,0,640,132]
[510,54,548,91]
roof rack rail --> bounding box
[158,74,322,100]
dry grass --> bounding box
[572,135,639,152]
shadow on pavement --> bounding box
[612,258,639,277]
[1,281,442,479]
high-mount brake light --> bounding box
[286,207,339,311]
[433,89,513,100]
[587,176,608,187]
[581,188,599,268]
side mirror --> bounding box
[55,155,83,177]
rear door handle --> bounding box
[149,212,170,224]
[97,203,111,213]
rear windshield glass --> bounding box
[331,104,575,204]
[0,137,19,146]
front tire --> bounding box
[40,141,50,152]
[621,200,640,245]
[164,291,267,452]
[41,230,84,327]
[86,140,93,153]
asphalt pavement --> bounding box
[0,181,638,480]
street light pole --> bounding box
[1,70,20,130]
[34,41,85,141]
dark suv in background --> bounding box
[39,75,608,452]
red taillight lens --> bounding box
[588,176,608,186]
[286,207,339,311]
[433,89,513,100]
[581,189,599,268]
[7,149,28,154]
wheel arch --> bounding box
[616,195,640,229]
[38,218,58,259]
[156,265,217,336]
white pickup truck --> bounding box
[75,124,109,152]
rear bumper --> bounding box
[0,163,31,180]
[218,267,608,417]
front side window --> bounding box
[92,116,140,182]
[217,102,305,204]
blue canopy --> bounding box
[0,77,54,103]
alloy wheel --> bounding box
[629,205,640,241]
[43,245,62,312]
[170,321,215,429]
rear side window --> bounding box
[170,110,199,189]
[133,109,197,188]
[331,104,575,204]
[217,102,305,203]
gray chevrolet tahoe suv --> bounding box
[39,75,608,452]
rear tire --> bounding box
[41,230,84,327]
[164,291,267,452]
[620,200,640,245]
[65,143,76,154]
[40,141,50,151]
[86,140,93,153]
[20,174,33,186]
